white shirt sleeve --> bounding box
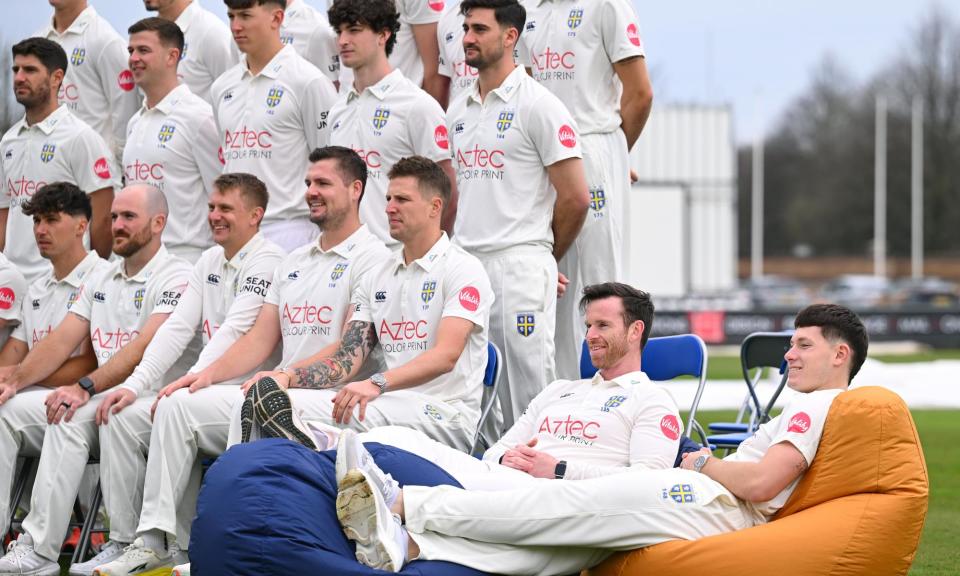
[351,272,375,325]
[68,128,119,194]
[119,262,205,396]
[436,23,452,78]
[190,249,284,372]
[148,267,191,316]
[199,24,237,84]
[96,35,142,157]
[768,392,838,465]
[264,264,284,307]
[191,104,223,194]
[408,96,450,163]
[482,380,558,464]
[68,266,108,322]
[439,257,492,328]
[301,74,339,150]
[526,93,582,166]
[305,28,341,84]
[601,0,646,62]
[401,0,444,25]
[0,142,9,210]
[0,262,27,324]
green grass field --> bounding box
[703,349,960,381]
[691,409,959,575]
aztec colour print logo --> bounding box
[787,412,812,434]
[516,313,535,337]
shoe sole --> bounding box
[240,393,254,444]
[92,568,172,576]
[336,470,397,571]
[250,378,318,450]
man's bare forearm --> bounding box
[293,321,376,389]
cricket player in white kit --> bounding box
[38,0,142,159]
[145,0,237,105]
[518,0,652,380]
[170,147,388,442]
[447,0,589,427]
[0,38,116,284]
[245,155,492,451]
[0,185,192,576]
[85,174,284,576]
[282,0,341,85]
[0,254,28,348]
[436,2,477,104]
[123,18,222,264]
[327,0,458,245]
[211,0,338,252]
[336,304,869,575]
[0,184,109,544]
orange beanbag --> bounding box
[585,386,929,576]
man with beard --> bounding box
[0,37,116,284]
[0,184,191,576]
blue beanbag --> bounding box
[190,439,491,576]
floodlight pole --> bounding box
[911,97,924,280]
[751,121,764,280]
[874,95,887,278]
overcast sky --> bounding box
[2,0,956,142]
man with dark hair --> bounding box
[123,17,221,264]
[211,0,338,252]
[0,183,110,553]
[243,155,492,451]
[0,184,191,576]
[145,0,235,104]
[446,0,589,428]
[335,303,868,574]
[0,37,116,284]
[88,174,284,576]
[327,0,457,246]
[520,0,654,382]
[37,0,141,158]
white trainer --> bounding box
[336,467,406,572]
[0,538,59,576]
[335,429,400,507]
[92,538,173,576]
[69,540,127,576]
[171,563,190,576]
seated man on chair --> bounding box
[335,303,868,575]
[244,156,493,452]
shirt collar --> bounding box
[391,232,450,274]
[285,0,304,16]
[142,84,191,116]
[47,251,100,289]
[242,45,295,80]
[19,106,70,136]
[225,232,265,270]
[590,369,651,387]
[115,245,170,282]
[42,5,95,36]
[347,68,405,102]
[312,225,372,258]
[468,65,524,105]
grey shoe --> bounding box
[248,377,318,450]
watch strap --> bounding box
[554,460,567,479]
[78,376,96,397]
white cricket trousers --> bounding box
[474,247,557,429]
[0,388,50,536]
[404,468,756,576]
[99,386,236,548]
[358,426,534,490]
[8,392,103,561]
[261,218,319,254]
[226,388,476,453]
[555,130,630,381]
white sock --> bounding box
[140,530,167,554]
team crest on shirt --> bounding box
[372,107,391,132]
[70,47,86,66]
[180,43,188,60]
[567,8,583,32]
[266,87,284,109]
[601,395,626,412]
[329,263,349,286]
[133,288,146,311]
[158,124,176,144]
[67,290,80,308]
[423,404,444,421]
[421,280,437,305]
[496,110,514,138]
[40,144,56,163]
[589,187,606,213]
[516,313,535,337]
[280,34,294,46]
[661,484,697,504]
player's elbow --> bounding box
[740,474,787,503]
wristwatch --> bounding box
[371,373,388,395]
[693,453,712,474]
[77,376,96,398]
[554,460,567,479]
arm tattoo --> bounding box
[294,321,377,389]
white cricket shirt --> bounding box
[10,252,108,356]
[0,106,118,283]
[518,0,645,135]
[483,370,681,479]
[329,68,449,245]
[725,388,844,520]
[436,5,477,103]
[353,233,491,413]
[123,84,221,257]
[120,233,285,395]
[281,0,340,84]
[210,46,337,226]
[390,0,446,87]
[37,5,142,157]
[0,252,28,328]
[447,65,581,252]
[175,0,236,105]
[70,245,191,376]
[265,225,389,374]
